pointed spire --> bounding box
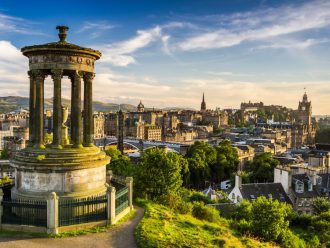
[201,92,206,112]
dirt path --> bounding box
[0,207,144,248]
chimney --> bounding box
[235,174,242,188]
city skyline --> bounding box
[0,0,330,114]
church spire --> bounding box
[201,92,206,112]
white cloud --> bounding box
[258,38,330,50]
[77,21,116,38]
[97,22,192,66]
[0,40,329,115]
[0,12,39,34]
[98,26,162,66]
[0,41,28,94]
[179,0,330,50]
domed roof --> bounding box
[21,26,101,59]
[303,92,308,102]
[137,100,144,108]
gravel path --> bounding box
[0,207,144,248]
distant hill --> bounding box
[162,106,196,111]
[0,96,194,114]
[0,96,137,113]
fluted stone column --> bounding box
[83,73,94,146]
[28,70,36,145]
[34,70,45,148]
[51,69,63,147]
[71,71,83,147]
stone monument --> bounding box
[10,26,110,201]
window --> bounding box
[232,193,235,200]
[295,181,304,193]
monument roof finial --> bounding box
[56,26,69,43]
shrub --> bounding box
[234,219,252,235]
[251,197,292,242]
[291,213,312,227]
[231,200,252,221]
[189,191,212,204]
[156,192,182,210]
[192,201,221,223]
[278,230,306,248]
[176,201,193,215]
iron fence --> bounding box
[115,187,128,215]
[2,198,47,227]
[58,195,107,227]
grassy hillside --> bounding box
[135,201,278,248]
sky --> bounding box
[0,0,330,114]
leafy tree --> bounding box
[0,149,9,159]
[106,147,135,177]
[251,196,292,242]
[136,148,188,199]
[256,109,266,121]
[213,140,239,181]
[316,127,330,143]
[311,210,330,246]
[244,153,279,183]
[312,197,330,215]
[105,147,122,160]
[186,141,216,188]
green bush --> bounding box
[176,201,193,215]
[230,200,252,220]
[278,230,306,248]
[189,191,212,204]
[156,192,181,210]
[234,219,252,235]
[291,213,312,227]
[192,201,221,223]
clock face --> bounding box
[302,106,306,111]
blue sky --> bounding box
[0,0,330,114]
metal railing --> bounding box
[58,195,107,227]
[2,198,47,227]
[115,187,128,215]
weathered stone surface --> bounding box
[11,26,108,202]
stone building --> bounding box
[274,165,330,214]
[308,144,330,167]
[291,93,316,147]
[93,112,105,139]
[144,125,162,141]
[229,174,292,204]
[234,145,255,170]
[137,100,145,112]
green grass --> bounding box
[51,208,136,238]
[0,209,136,239]
[0,229,48,238]
[135,201,278,248]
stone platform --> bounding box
[10,146,110,200]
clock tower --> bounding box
[297,92,312,125]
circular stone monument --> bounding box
[10,26,110,200]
